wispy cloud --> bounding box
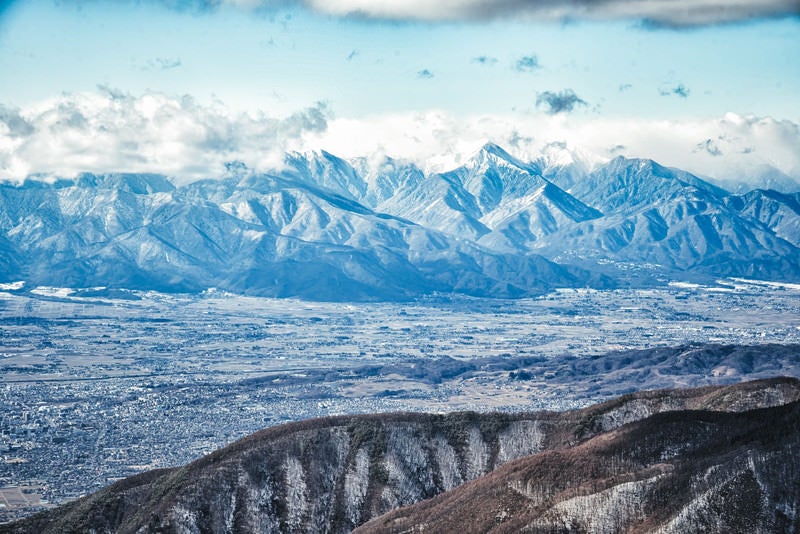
[143,57,183,71]
[660,83,691,98]
[167,0,800,26]
[472,55,498,66]
[536,89,587,114]
[514,55,540,72]
[4,93,800,187]
[695,138,723,156]
[306,111,800,185]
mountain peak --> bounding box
[284,149,367,200]
[75,173,176,194]
[284,149,349,168]
[607,155,657,171]
[480,141,511,158]
[602,156,730,199]
[470,142,535,174]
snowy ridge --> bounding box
[0,144,799,299]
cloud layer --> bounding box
[2,90,799,188]
[197,0,800,26]
[308,110,800,188]
[0,89,329,184]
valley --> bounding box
[1,143,799,525]
[1,279,799,521]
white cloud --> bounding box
[0,89,329,184]
[304,110,800,184]
[218,0,800,26]
[2,90,798,187]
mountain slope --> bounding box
[348,155,426,208]
[284,151,368,203]
[359,399,800,533]
[540,156,800,278]
[568,156,730,212]
[0,172,598,300]
[374,143,602,250]
[211,152,799,284]
[4,378,799,534]
[1,144,799,295]
[728,188,800,248]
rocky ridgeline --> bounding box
[4,377,799,533]
[359,393,800,533]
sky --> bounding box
[0,0,799,185]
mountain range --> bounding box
[2,144,799,299]
[4,377,798,533]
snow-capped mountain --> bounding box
[728,188,800,248]
[708,164,800,195]
[371,143,602,251]
[1,144,798,299]
[550,157,800,277]
[530,141,601,191]
[0,166,595,300]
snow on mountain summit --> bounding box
[1,144,799,297]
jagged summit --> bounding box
[75,173,177,194]
[284,150,368,202]
[569,155,727,212]
[470,142,537,173]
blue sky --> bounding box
[0,0,798,183]
[2,0,798,118]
